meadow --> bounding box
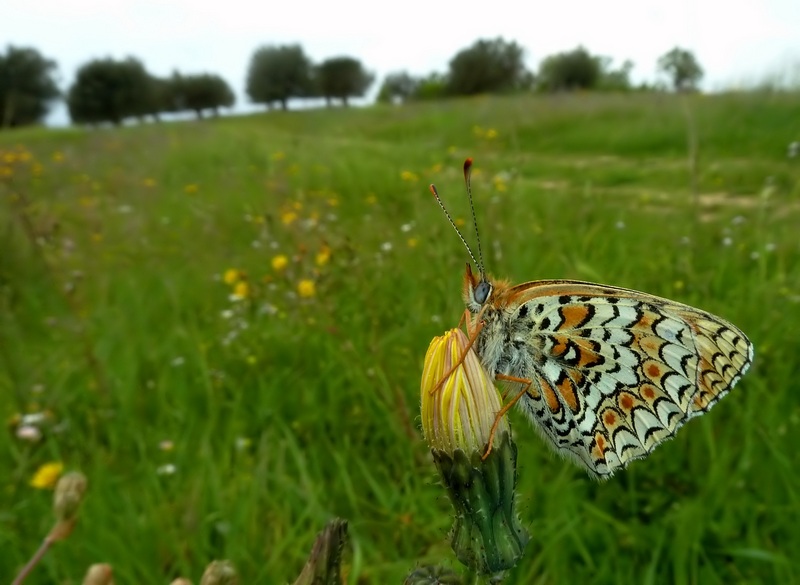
[1,91,799,584]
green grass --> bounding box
[1,92,799,584]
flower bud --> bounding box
[421,329,529,575]
[200,560,238,585]
[82,563,113,585]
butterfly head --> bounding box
[463,263,493,313]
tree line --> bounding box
[0,39,705,129]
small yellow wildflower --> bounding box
[52,151,64,162]
[3,152,17,164]
[400,170,419,182]
[407,237,419,248]
[271,255,289,272]
[143,178,156,188]
[246,355,257,365]
[485,128,499,140]
[281,211,298,225]
[287,163,301,176]
[31,163,43,176]
[430,163,443,173]
[91,233,103,243]
[493,179,508,193]
[365,194,377,205]
[184,183,199,194]
[30,461,64,489]
[271,151,285,161]
[447,145,457,154]
[223,269,241,285]
[233,281,250,299]
[455,218,466,227]
[674,280,685,291]
[0,166,12,178]
[315,245,331,267]
[19,151,32,163]
[297,279,316,298]
[327,197,339,207]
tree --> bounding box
[315,57,373,107]
[67,57,151,126]
[597,58,634,91]
[246,45,313,111]
[537,46,601,91]
[170,73,234,119]
[658,47,704,92]
[376,71,418,104]
[0,46,60,128]
[447,38,529,95]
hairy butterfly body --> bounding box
[431,159,754,479]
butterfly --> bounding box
[430,159,754,479]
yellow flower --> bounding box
[52,151,64,162]
[184,183,199,194]
[281,211,298,225]
[233,281,250,299]
[485,128,499,140]
[271,151,285,161]
[297,279,316,298]
[420,329,508,454]
[271,255,289,272]
[315,245,331,267]
[327,197,339,207]
[493,179,507,193]
[430,163,443,173]
[3,152,17,163]
[407,237,419,248]
[30,461,64,489]
[246,355,257,365]
[365,194,377,205]
[400,170,419,182]
[223,268,241,285]
[0,166,12,178]
[143,178,156,188]
[455,218,466,228]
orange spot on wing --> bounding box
[604,411,617,426]
[592,433,608,460]
[540,377,560,413]
[619,393,634,412]
[559,305,591,330]
[642,385,656,400]
[556,376,579,412]
[575,339,601,368]
[551,335,569,357]
[647,363,661,378]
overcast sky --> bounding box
[3,0,799,125]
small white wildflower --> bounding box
[722,237,733,247]
[259,303,278,315]
[788,141,799,158]
[431,314,442,324]
[251,240,262,249]
[679,236,691,246]
[156,464,177,476]
[16,425,42,442]
[220,309,235,319]
[31,384,45,394]
[765,242,776,252]
[171,356,185,367]
[228,293,244,303]
[21,412,47,426]
[380,242,393,252]
[401,221,415,233]
[116,205,132,214]
[159,440,174,451]
[235,437,252,451]
[615,220,626,230]
[750,251,760,260]
[731,215,746,225]
[326,213,338,222]
[270,241,280,249]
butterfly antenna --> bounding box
[463,158,486,279]
[429,183,479,268]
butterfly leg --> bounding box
[482,373,532,459]
[430,315,486,394]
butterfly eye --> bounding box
[474,281,492,305]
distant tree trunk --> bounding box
[343,95,349,107]
[195,109,204,120]
[280,99,287,111]
[325,96,332,108]
[152,112,161,123]
[212,107,220,117]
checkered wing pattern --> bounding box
[478,280,754,479]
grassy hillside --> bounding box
[2,92,799,584]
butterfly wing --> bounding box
[486,280,753,479]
